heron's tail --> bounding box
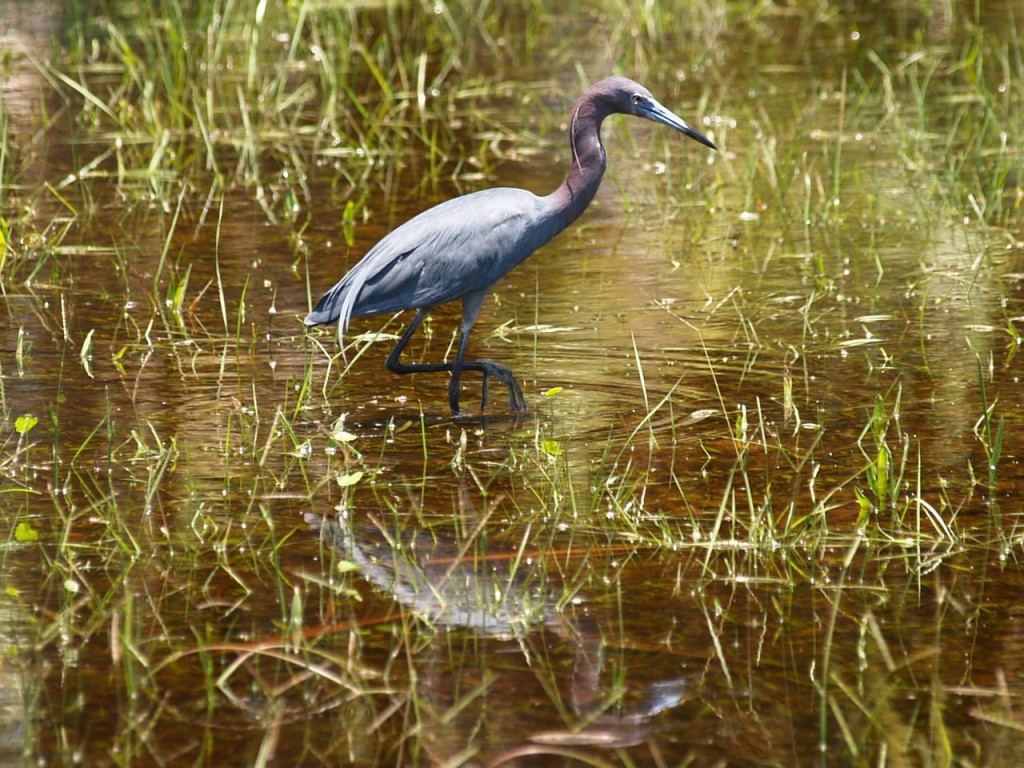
[304,284,344,326]
[305,278,363,357]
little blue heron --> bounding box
[305,76,716,415]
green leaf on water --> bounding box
[15,326,26,374]
[543,386,564,397]
[540,439,562,458]
[342,200,356,246]
[15,414,38,435]
[336,471,364,488]
[330,417,358,444]
[855,488,872,529]
[15,522,38,542]
[332,427,358,443]
[79,328,96,379]
[112,345,128,375]
[336,560,360,574]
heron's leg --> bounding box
[461,361,525,411]
[383,301,527,415]
[448,344,528,413]
[386,309,468,377]
[384,308,470,415]
[454,293,527,412]
[384,308,431,374]
[444,293,485,415]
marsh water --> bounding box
[2,1,1024,766]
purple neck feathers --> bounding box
[546,89,612,231]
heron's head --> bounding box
[594,77,717,151]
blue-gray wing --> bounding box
[305,188,553,340]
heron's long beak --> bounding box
[640,99,717,150]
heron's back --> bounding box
[305,188,557,331]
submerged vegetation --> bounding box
[1,0,1023,765]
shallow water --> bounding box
[2,1,1024,766]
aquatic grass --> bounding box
[0,184,77,289]
[0,96,11,268]
[642,298,974,571]
[37,0,547,224]
[858,14,1024,228]
[968,337,1004,491]
[856,390,904,516]
[1,325,1011,767]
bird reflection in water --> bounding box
[309,503,692,763]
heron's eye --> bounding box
[632,93,644,106]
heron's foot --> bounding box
[466,360,527,413]
[486,362,527,412]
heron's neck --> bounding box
[546,99,608,231]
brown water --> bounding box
[2,1,1024,766]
